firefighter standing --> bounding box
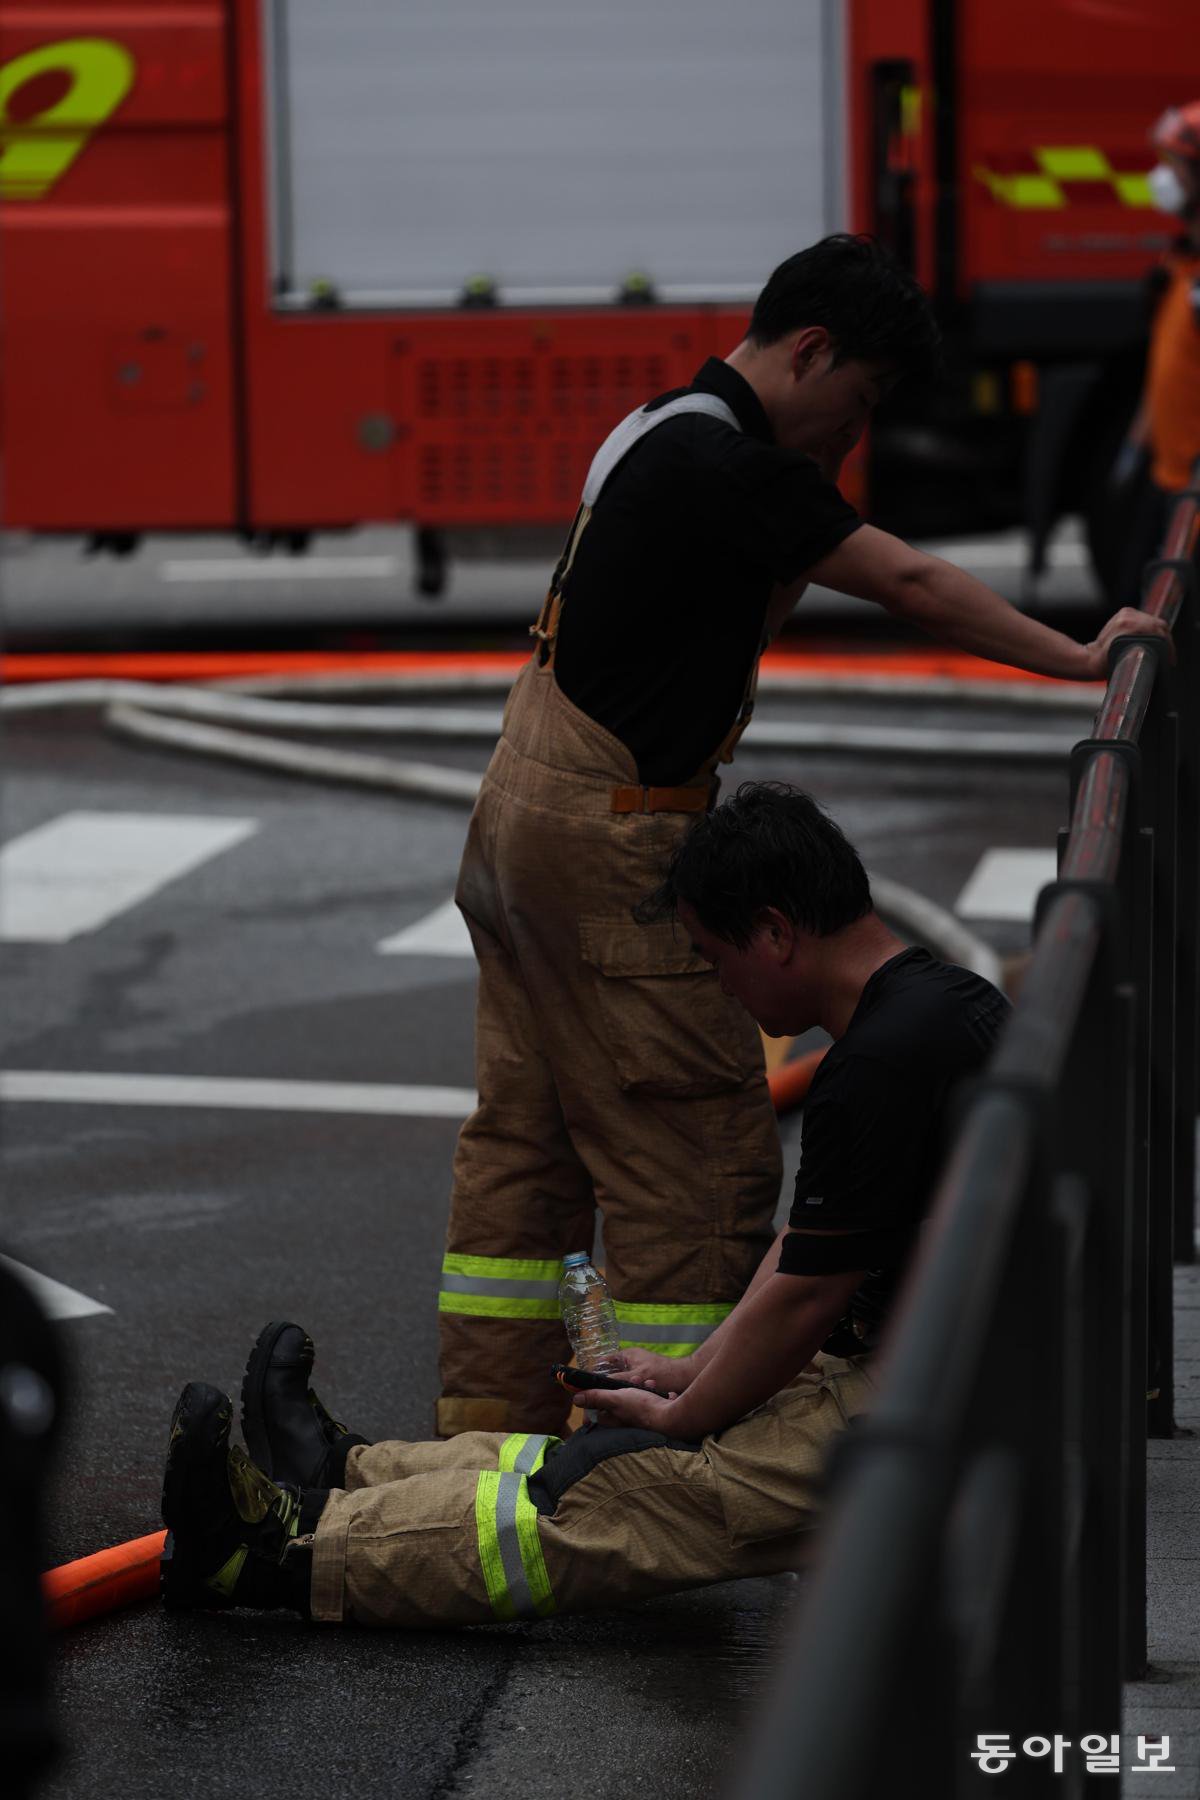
[436,235,1171,1439]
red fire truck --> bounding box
[1,1,1195,595]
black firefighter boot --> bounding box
[240,1321,369,1491]
[159,1382,313,1613]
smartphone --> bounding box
[551,1362,642,1394]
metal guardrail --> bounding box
[736,470,1200,1800]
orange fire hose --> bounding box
[42,1531,167,1630]
[766,1046,827,1114]
[1,645,1066,686]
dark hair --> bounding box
[635,782,872,949]
[747,235,941,385]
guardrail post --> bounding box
[1071,737,1152,1679]
[1051,1170,1092,1785]
[1144,696,1179,1446]
[1036,875,1139,1702]
[1145,553,1200,1270]
[949,1101,1067,1771]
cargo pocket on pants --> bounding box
[707,1382,845,1547]
[578,917,753,1099]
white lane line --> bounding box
[0,1253,112,1320]
[378,899,473,957]
[159,557,398,583]
[0,812,258,943]
[0,1071,475,1118]
[956,849,1059,922]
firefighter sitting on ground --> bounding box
[1114,100,1200,590]
[160,784,1011,1628]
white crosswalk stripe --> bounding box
[378,898,473,957]
[956,849,1058,922]
[0,811,258,943]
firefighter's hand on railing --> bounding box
[1079,607,1175,680]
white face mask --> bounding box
[1148,161,1191,215]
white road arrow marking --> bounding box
[0,1253,112,1320]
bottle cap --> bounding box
[562,1252,590,1267]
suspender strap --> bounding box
[531,502,592,664]
[580,394,741,507]
[711,640,766,767]
[530,394,742,666]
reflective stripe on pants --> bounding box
[475,1470,556,1621]
[615,1299,733,1357]
[438,1253,561,1322]
[497,1432,555,1475]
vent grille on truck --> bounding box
[410,350,672,514]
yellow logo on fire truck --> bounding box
[0,38,134,201]
[976,147,1153,210]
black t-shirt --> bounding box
[552,358,860,786]
[778,948,1011,1351]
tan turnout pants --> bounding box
[313,1353,874,1627]
[437,656,782,1437]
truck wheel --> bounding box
[415,526,447,599]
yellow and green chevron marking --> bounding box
[975,146,1153,210]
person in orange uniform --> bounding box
[1115,103,1200,589]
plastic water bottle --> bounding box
[558,1253,622,1372]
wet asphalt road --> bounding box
[1,667,1076,1797]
